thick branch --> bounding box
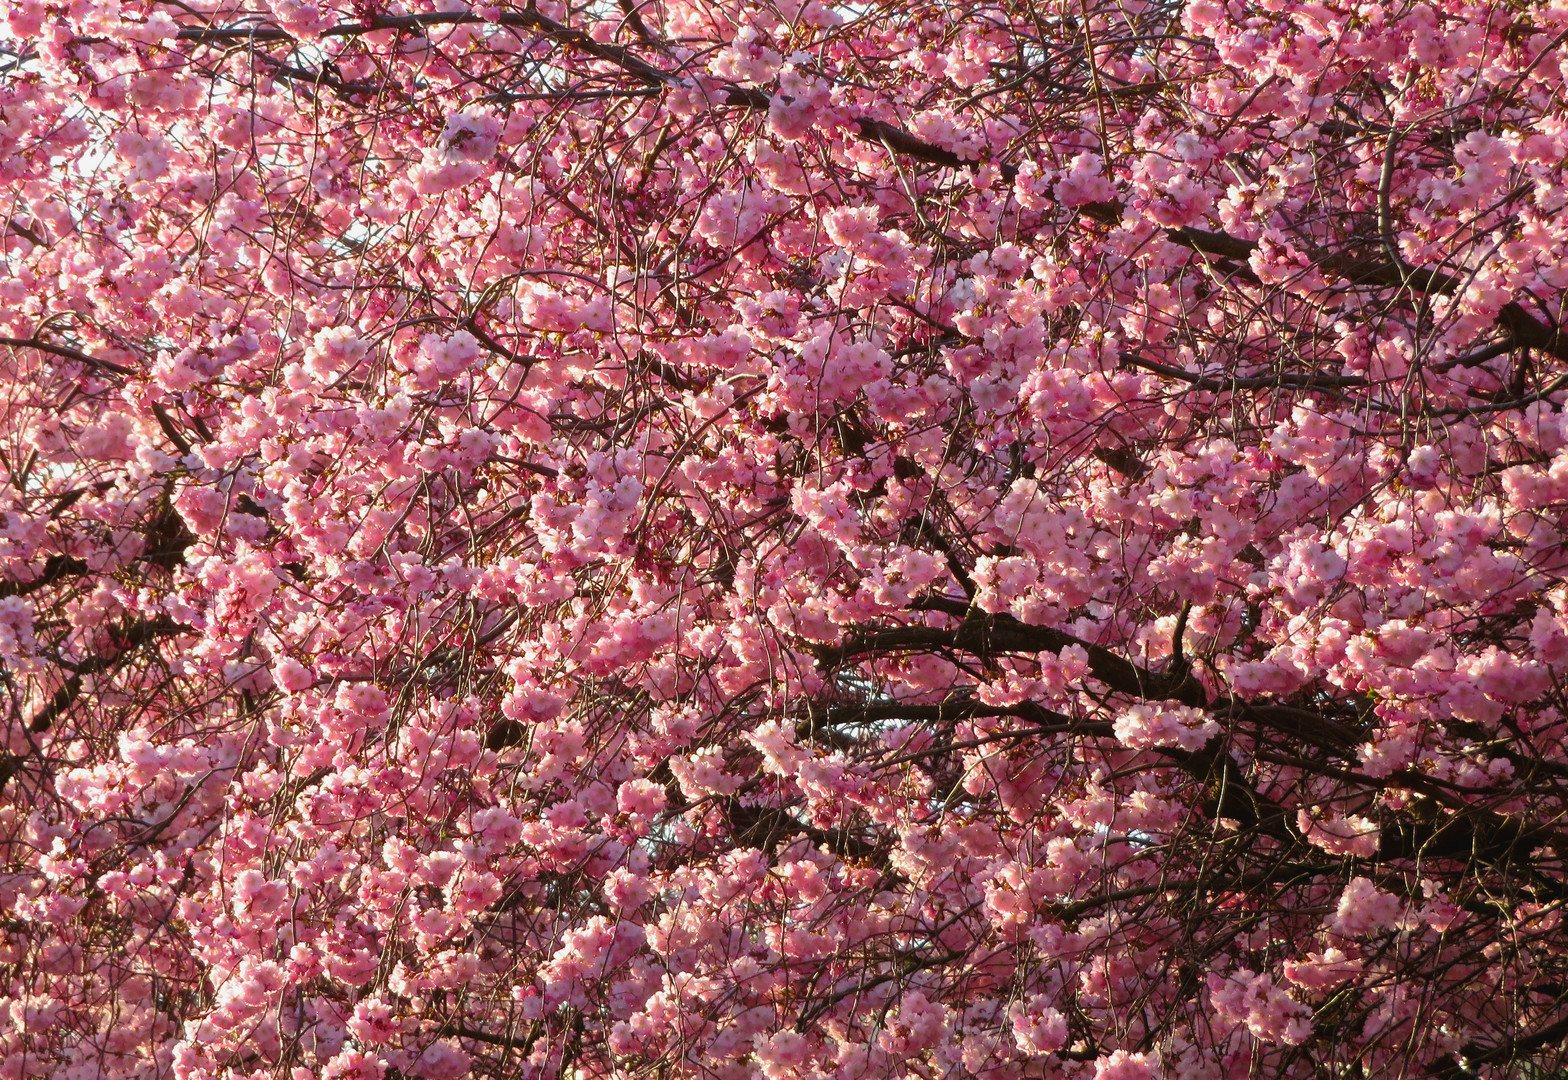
[0,336,134,376]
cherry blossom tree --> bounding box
[5,0,1568,1077]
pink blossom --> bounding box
[1330,877,1404,937]
[322,1051,386,1080]
[1094,1050,1158,1080]
[1055,152,1119,207]
[755,1031,813,1079]
[1297,810,1380,858]
[272,658,314,693]
[1207,968,1314,1044]
[304,327,370,382]
[1009,995,1068,1053]
[617,778,666,819]
[1114,703,1220,751]
[412,1041,471,1080]
[1283,949,1363,992]
[348,997,400,1045]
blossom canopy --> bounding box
[3,0,1568,1079]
